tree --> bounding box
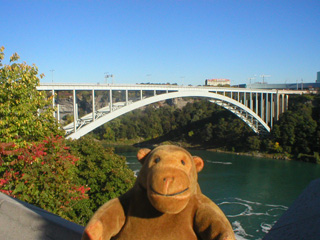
[0,46,62,144]
[201,123,213,142]
[103,126,116,141]
[270,94,319,162]
[66,136,135,225]
[246,135,261,151]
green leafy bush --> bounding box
[0,135,89,221]
[66,136,135,225]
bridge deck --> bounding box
[38,83,308,94]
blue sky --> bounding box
[2,0,319,85]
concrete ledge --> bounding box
[264,178,320,240]
[0,193,84,240]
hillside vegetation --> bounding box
[90,95,320,163]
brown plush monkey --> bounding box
[82,145,235,240]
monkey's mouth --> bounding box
[150,186,189,197]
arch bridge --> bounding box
[37,83,307,139]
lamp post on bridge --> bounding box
[50,69,55,83]
[248,77,256,89]
[104,72,114,84]
[260,74,270,84]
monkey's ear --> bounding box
[137,148,151,165]
[193,156,204,172]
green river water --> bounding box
[114,146,320,240]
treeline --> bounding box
[91,94,320,163]
[0,47,135,225]
[270,94,320,163]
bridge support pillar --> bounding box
[126,90,128,105]
[57,104,60,123]
[276,92,280,121]
[270,93,274,128]
[52,89,55,118]
[73,89,77,133]
[281,94,285,114]
[109,90,113,112]
[265,93,269,125]
[260,93,264,121]
[92,89,95,122]
[255,93,258,114]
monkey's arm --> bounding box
[82,198,126,240]
[194,195,235,240]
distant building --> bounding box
[236,71,320,90]
[205,78,230,86]
[238,82,320,90]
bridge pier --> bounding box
[73,90,77,133]
[52,89,55,118]
[109,90,112,112]
[255,93,258,114]
[260,93,264,121]
[270,93,274,127]
[276,92,279,121]
[92,89,95,122]
[56,104,60,124]
[126,90,128,106]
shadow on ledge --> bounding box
[0,192,84,240]
[263,178,320,240]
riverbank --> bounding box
[101,139,292,161]
[136,139,292,161]
[206,148,291,161]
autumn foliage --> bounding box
[0,46,136,225]
[0,135,90,221]
[0,46,91,221]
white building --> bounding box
[205,79,230,86]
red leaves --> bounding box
[0,135,88,219]
[0,178,8,185]
[69,186,91,200]
[0,190,12,195]
[0,172,12,195]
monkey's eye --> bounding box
[154,157,160,163]
[181,160,186,165]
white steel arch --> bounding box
[67,90,270,139]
